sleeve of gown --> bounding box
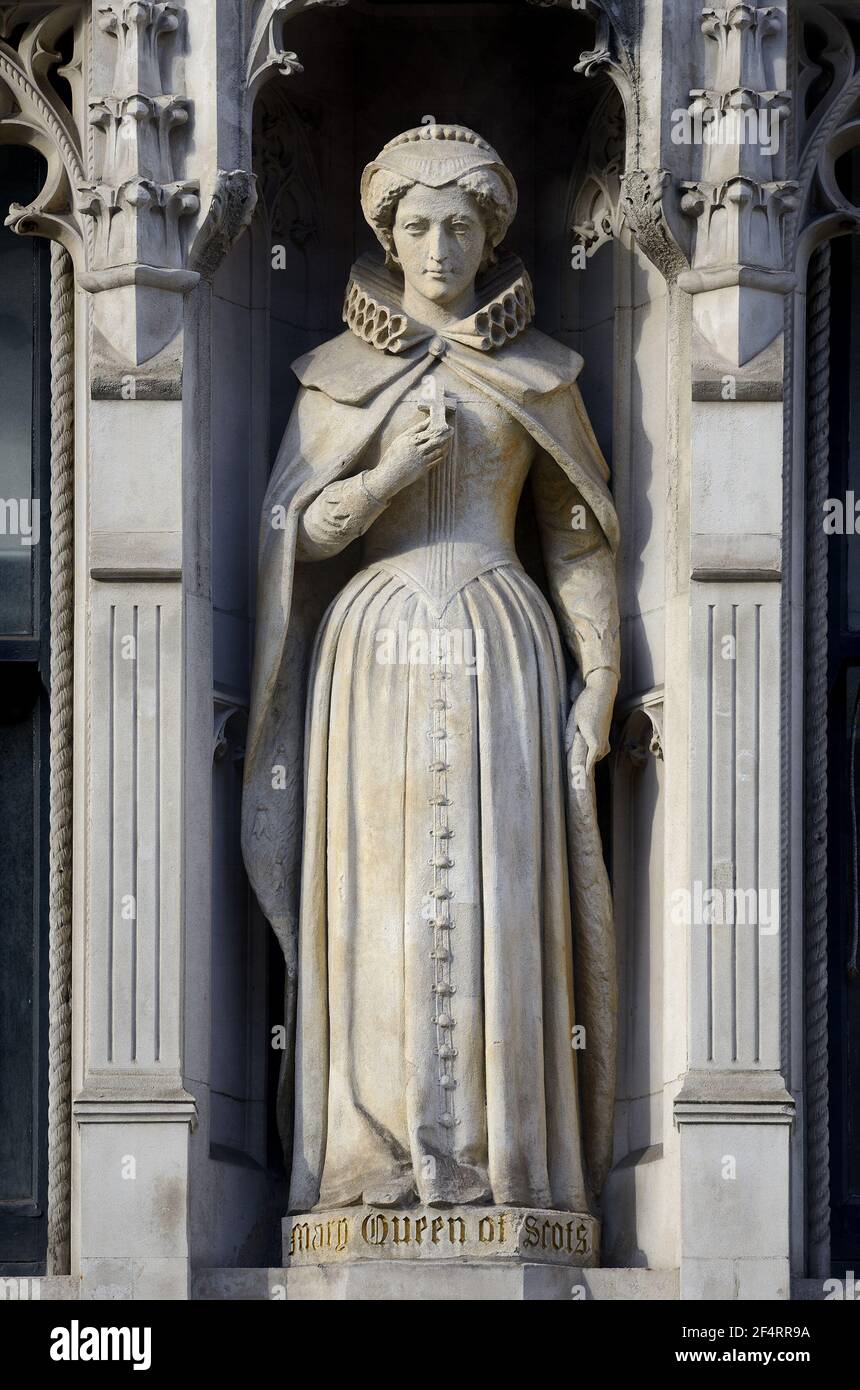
[531,448,621,682]
[295,470,390,562]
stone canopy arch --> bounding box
[0,3,88,266]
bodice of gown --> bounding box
[294,352,620,683]
[361,361,534,604]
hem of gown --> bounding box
[301,1180,585,1216]
[299,1197,590,1217]
[312,1176,495,1212]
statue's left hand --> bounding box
[567,668,618,778]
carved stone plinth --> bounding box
[284,1206,599,1268]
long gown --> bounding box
[287,360,594,1213]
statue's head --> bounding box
[360,125,517,308]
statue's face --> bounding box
[391,183,487,307]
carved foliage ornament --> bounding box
[621,168,690,284]
[792,1,860,265]
[79,0,201,369]
[569,87,625,259]
[700,5,783,92]
[681,2,797,280]
[242,0,689,287]
[0,4,88,265]
[80,1,199,277]
[530,0,688,282]
[245,0,348,105]
[568,0,639,155]
[0,1,216,370]
[189,168,259,280]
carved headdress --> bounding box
[360,124,518,264]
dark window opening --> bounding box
[0,145,51,1274]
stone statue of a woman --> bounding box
[242,125,620,1227]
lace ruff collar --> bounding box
[342,253,535,355]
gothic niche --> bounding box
[214,0,633,1263]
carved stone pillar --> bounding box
[78,0,200,392]
[672,1,795,1301]
[0,0,254,1297]
[679,2,797,365]
[61,0,196,1301]
[567,0,796,1297]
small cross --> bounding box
[418,373,456,431]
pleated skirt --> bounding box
[288,560,589,1213]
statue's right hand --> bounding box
[367,417,453,499]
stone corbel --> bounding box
[562,2,691,284]
[568,134,690,288]
[189,168,259,280]
[615,696,664,769]
[214,702,248,764]
[620,168,690,285]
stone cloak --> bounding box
[241,318,620,1198]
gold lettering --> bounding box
[574,1221,589,1256]
[337,1218,349,1252]
[290,1223,311,1255]
[448,1216,466,1245]
[392,1216,411,1245]
[478,1216,495,1244]
[431,1216,445,1244]
[325,1219,345,1251]
[361,1212,389,1247]
[312,1223,324,1250]
[551,1222,564,1252]
[523,1215,539,1249]
[415,1216,428,1245]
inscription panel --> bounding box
[284,1206,598,1267]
